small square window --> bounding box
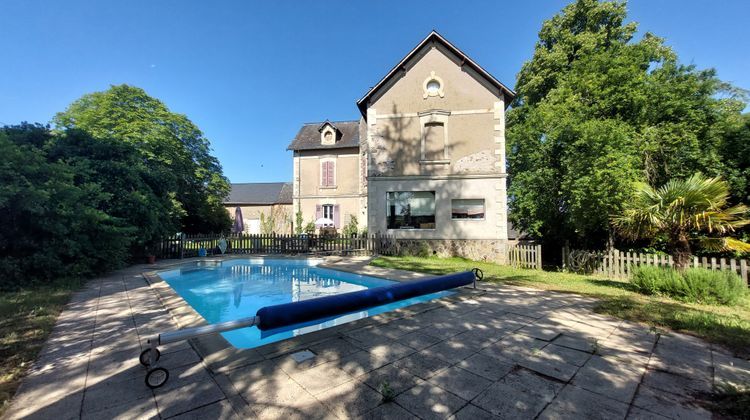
[451,199,485,220]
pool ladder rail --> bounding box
[138,268,483,388]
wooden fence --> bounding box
[562,247,749,286]
[156,234,544,272]
[156,233,394,259]
[507,243,542,270]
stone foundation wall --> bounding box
[381,239,509,264]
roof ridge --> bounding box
[302,119,359,125]
[229,181,289,185]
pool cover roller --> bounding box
[140,269,481,388]
[256,270,476,331]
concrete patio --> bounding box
[4,258,749,419]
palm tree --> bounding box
[612,174,750,271]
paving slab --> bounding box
[428,366,492,401]
[81,395,159,420]
[631,385,712,420]
[169,399,238,419]
[361,364,425,397]
[393,350,453,380]
[457,353,515,382]
[397,331,443,351]
[538,384,629,420]
[394,383,468,419]
[641,368,713,395]
[423,338,478,364]
[571,354,645,403]
[472,369,563,418]
[6,258,750,420]
[359,401,416,419]
[448,403,497,420]
[288,361,354,395]
[317,379,384,418]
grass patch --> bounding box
[371,256,750,357]
[0,280,81,416]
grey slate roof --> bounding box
[287,120,360,151]
[224,182,293,205]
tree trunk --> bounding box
[671,233,692,271]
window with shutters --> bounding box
[323,204,334,220]
[320,159,335,188]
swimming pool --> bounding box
[158,258,450,349]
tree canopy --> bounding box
[54,84,230,233]
[507,0,749,249]
[0,125,135,287]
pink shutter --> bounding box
[333,205,340,228]
[321,161,328,187]
[315,205,322,219]
[328,161,335,187]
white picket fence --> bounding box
[562,247,749,286]
[507,243,542,270]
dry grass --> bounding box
[0,281,80,416]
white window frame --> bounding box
[322,204,334,225]
[451,198,486,221]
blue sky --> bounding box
[1,1,748,183]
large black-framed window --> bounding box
[386,191,436,230]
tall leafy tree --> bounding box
[0,125,131,287]
[47,128,181,254]
[507,0,747,249]
[54,84,230,233]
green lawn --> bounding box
[371,256,750,357]
[0,281,81,416]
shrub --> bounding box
[631,266,747,305]
[682,268,746,305]
[631,266,685,296]
[342,215,359,237]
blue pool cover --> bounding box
[256,270,475,332]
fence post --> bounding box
[179,233,185,259]
[741,260,748,287]
[535,244,542,270]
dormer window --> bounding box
[319,121,338,145]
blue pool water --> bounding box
[158,258,450,349]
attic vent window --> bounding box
[426,80,441,94]
[422,71,445,99]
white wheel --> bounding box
[139,348,160,366]
[145,367,169,388]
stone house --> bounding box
[224,182,293,234]
[287,120,367,232]
[227,31,516,260]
